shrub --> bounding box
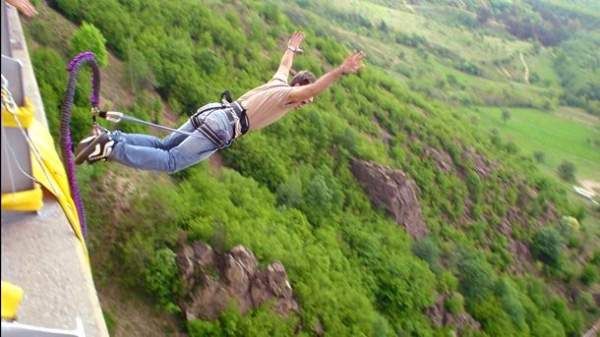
[575,291,597,314]
[412,237,440,272]
[494,278,526,329]
[580,264,599,286]
[70,22,108,66]
[591,250,600,266]
[438,271,459,294]
[560,216,580,231]
[143,248,181,312]
[457,251,496,300]
[187,319,222,337]
[557,161,576,182]
[501,109,511,123]
[533,151,545,163]
[445,292,464,314]
[530,227,563,268]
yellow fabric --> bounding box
[1,101,89,263]
[1,281,24,320]
[1,97,34,128]
[1,184,43,211]
[1,98,43,212]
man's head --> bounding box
[290,70,316,106]
[290,70,316,87]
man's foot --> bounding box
[75,130,114,164]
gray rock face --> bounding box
[351,159,428,239]
[177,242,298,320]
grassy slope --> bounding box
[469,106,600,180]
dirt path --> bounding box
[403,0,416,13]
[582,318,600,337]
[580,179,600,195]
[519,52,529,84]
[499,66,513,80]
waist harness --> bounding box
[190,92,249,148]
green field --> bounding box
[469,106,600,181]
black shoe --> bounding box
[75,131,114,164]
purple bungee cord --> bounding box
[60,51,102,237]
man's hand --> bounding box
[6,0,38,17]
[287,31,305,54]
[287,50,366,103]
[339,51,365,75]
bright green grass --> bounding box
[471,106,600,180]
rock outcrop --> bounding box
[351,159,427,238]
[176,242,298,320]
[424,147,454,173]
[426,295,481,334]
[462,147,493,177]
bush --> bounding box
[575,291,597,314]
[533,151,545,163]
[580,264,599,286]
[557,161,576,182]
[70,22,108,66]
[501,109,511,123]
[143,248,181,312]
[591,250,600,266]
[530,227,563,268]
[457,251,496,300]
[445,292,464,314]
[412,237,441,273]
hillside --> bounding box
[23,1,600,337]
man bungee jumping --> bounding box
[75,31,365,173]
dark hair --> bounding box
[290,70,316,86]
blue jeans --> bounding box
[108,103,235,173]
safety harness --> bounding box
[190,100,248,148]
[97,91,249,148]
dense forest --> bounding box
[24,0,599,336]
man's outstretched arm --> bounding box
[288,51,365,102]
[274,31,304,81]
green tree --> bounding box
[70,22,108,66]
[531,227,563,268]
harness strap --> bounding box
[230,101,249,135]
[189,100,249,147]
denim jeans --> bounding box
[108,103,235,173]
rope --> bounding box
[103,111,210,139]
[60,52,102,238]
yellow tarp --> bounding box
[1,281,23,320]
[1,99,88,262]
